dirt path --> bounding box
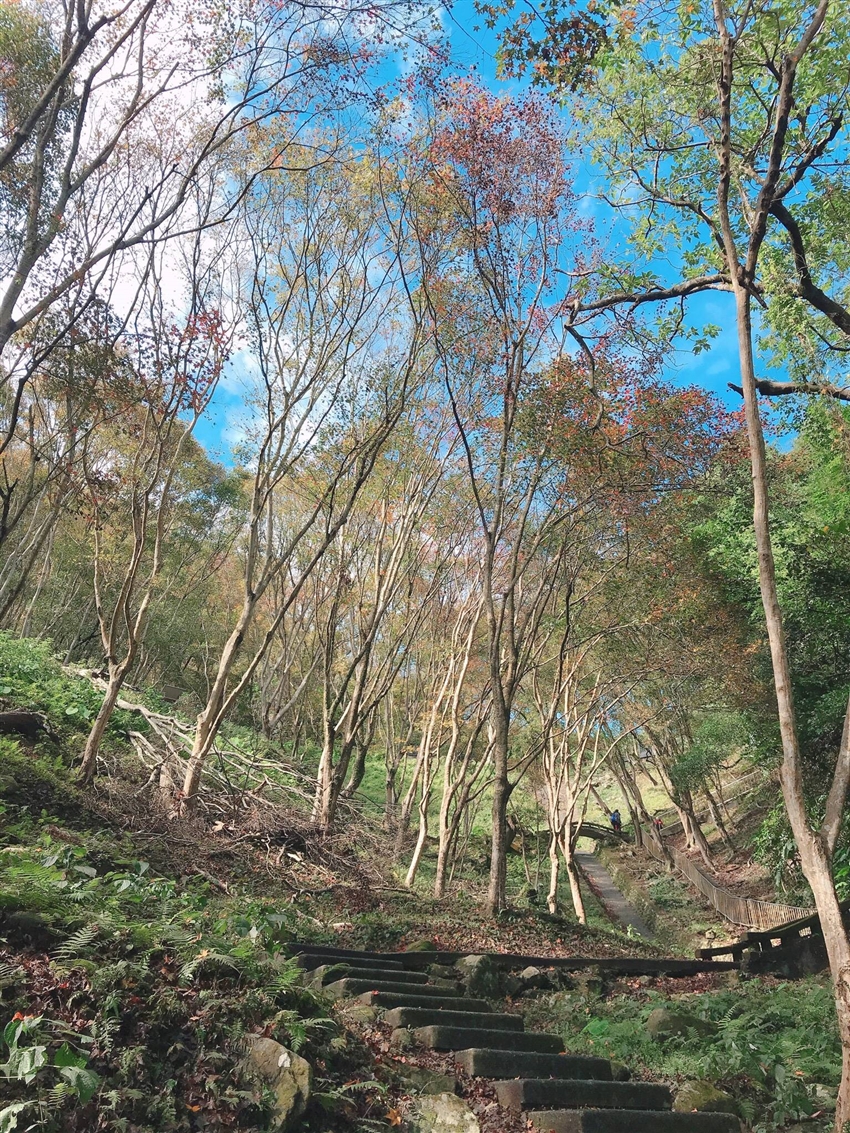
[575,851,654,940]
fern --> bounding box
[0,961,23,989]
[179,950,242,984]
[284,1018,308,1053]
[91,1015,121,1055]
[53,925,99,961]
[156,924,196,953]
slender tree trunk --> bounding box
[546,832,560,914]
[487,698,511,916]
[434,781,455,899]
[564,837,586,924]
[704,783,735,852]
[734,285,850,1130]
[405,766,432,888]
[394,742,426,858]
[79,670,126,782]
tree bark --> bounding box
[546,833,560,914]
[733,283,850,1131]
[79,670,126,782]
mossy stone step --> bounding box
[526,1111,740,1133]
[295,953,405,972]
[386,1007,523,1031]
[414,1026,563,1053]
[359,991,492,1012]
[313,965,430,986]
[454,1049,612,1081]
[324,978,462,1000]
[497,1079,671,1112]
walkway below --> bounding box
[575,851,654,940]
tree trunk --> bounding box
[564,840,586,925]
[734,284,850,1130]
[546,833,560,914]
[434,781,454,899]
[704,783,735,852]
[405,774,431,888]
[486,697,510,916]
[79,670,125,782]
[385,764,398,829]
[182,601,254,810]
[394,739,426,859]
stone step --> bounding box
[386,1007,523,1031]
[294,952,404,972]
[527,1111,740,1133]
[454,1049,613,1081]
[414,1026,563,1053]
[358,991,492,1012]
[324,977,463,1000]
[312,964,430,987]
[497,1079,671,1112]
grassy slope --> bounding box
[0,635,660,1133]
[0,634,840,1133]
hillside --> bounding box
[0,640,844,1133]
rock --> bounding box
[573,972,607,998]
[646,1008,717,1040]
[609,1061,631,1082]
[243,1036,312,1130]
[308,963,349,987]
[673,1080,739,1115]
[405,939,438,953]
[810,1083,837,1111]
[399,1066,458,1095]
[390,1027,414,1050]
[428,964,458,980]
[503,974,523,997]
[454,955,502,998]
[341,1003,377,1024]
[519,965,552,990]
[405,1091,480,1133]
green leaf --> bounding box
[54,1043,87,1070]
[58,1064,99,1103]
[0,1102,30,1133]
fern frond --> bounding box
[53,925,99,961]
[179,950,242,984]
[0,961,23,989]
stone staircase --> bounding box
[291,943,740,1133]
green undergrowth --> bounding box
[0,635,141,757]
[0,755,382,1133]
[523,978,839,1131]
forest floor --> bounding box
[0,638,840,1133]
[0,739,840,1133]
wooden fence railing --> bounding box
[642,833,814,931]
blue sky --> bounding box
[444,2,759,393]
[195,0,771,461]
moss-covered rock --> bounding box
[405,939,438,953]
[646,1007,718,1040]
[243,1036,312,1130]
[405,1091,479,1132]
[673,1080,739,1115]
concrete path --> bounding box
[575,851,654,940]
